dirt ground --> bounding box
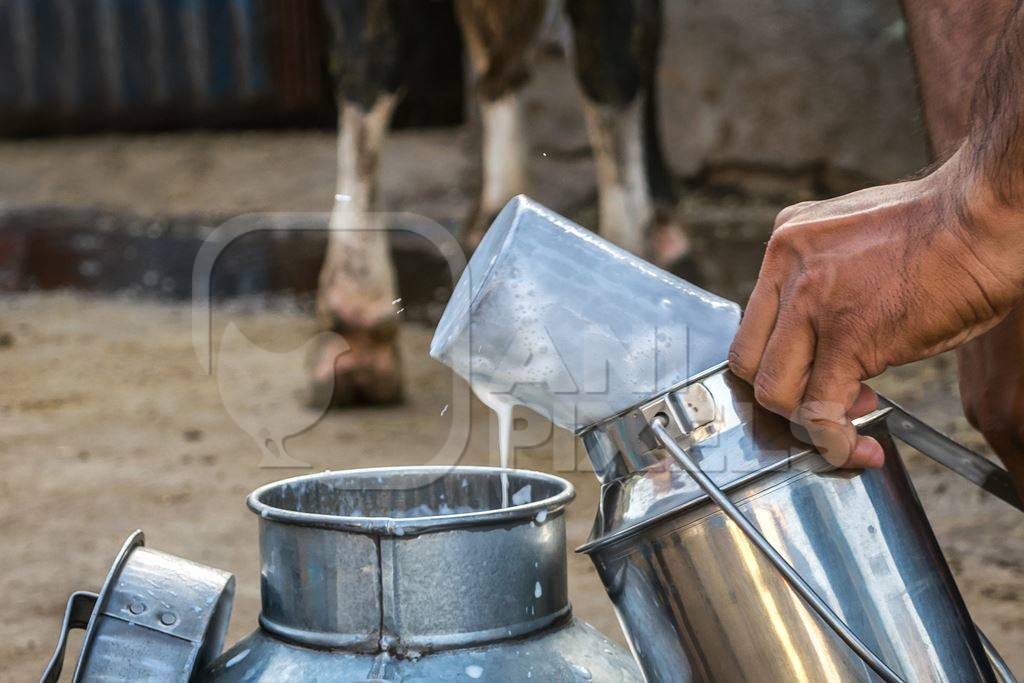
[1,292,1022,680]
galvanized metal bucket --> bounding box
[202,466,642,682]
[579,363,1021,683]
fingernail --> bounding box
[853,437,884,468]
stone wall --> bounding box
[656,0,929,183]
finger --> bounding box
[728,277,780,384]
[773,201,815,230]
[799,344,884,469]
[752,312,815,418]
[848,383,878,419]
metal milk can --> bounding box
[578,363,1022,683]
[426,196,1022,683]
[41,466,642,682]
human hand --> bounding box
[729,152,1024,467]
[957,302,1024,493]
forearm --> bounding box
[900,0,1014,158]
[961,0,1024,249]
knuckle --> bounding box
[772,202,810,230]
[728,347,756,382]
[753,372,790,413]
[764,229,792,257]
[753,376,774,406]
[795,398,843,425]
[763,227,807,276]
[763,230,794,262]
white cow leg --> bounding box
[454,0,545,249]
[313,95,403,406]
[580,95,651,256]
[565,0,692,271]
[465,92,530,249]
[581,93,691,268]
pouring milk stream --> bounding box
[430,195,740,504]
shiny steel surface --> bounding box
[203,466,642,681]
[203,618,639,682]
[40,592,97,683]
[579,365,816,550]
[40,530,235,683]
[581,366,1004,683]
[580,362,798,485]
[652,417,902,683]
[248,467,573,653]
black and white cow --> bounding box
[313,0,687,405]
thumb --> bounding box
[798,349,885,468]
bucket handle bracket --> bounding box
[39,590,98,683]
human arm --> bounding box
[727,2,1024,467]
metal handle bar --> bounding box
[879,397,1023,513]
[651,417,905,683]
[39,590,98,683]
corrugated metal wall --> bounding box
[0,0,462,135]
[0,0,330,133]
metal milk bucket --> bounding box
[41,467,641,682]
[427,196,1021,682]
[202,466,641,682]
[201,466,638,679]
[578,364,1022,683]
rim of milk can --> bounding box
[575,361,892,554]
[248,465,575,535]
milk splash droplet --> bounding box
[571,663,593,680]
[534,581,543,598]
[465,664,484,679]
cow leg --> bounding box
[455,0,546,250]
[565,0,691,271]
[313,0,405,406]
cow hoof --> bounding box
[308,326,404,408]
[645,212,704,284]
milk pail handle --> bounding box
[978,626,1018,683]
[878,397,1024,513]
